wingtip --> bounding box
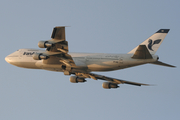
[171,66,176,68]
[54,26,71,28]
[141,84,156,86]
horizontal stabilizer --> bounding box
[150,61,176,68]
[132,45,152,59]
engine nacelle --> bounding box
[33,53,49,60]
[38,41,53,48]
[102,82,119,89]
[69,76,86,83]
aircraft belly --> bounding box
[118,58,156,69]
[5,56,38,69]
[34,61,64,72]
[87,64,119,71]
[88,67,117,71]
[19,62,39,69]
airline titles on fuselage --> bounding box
[23,52,35,56]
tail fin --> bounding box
[128,29,170,55]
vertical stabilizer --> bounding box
[128,29,170,55]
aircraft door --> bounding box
[19,49,23,59]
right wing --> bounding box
[46,26,69,53]
[43,27,75,67]
[34,27,79,74]
[51,27,66,40]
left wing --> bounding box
[71,72,149,89]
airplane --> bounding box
[5,27,175,89]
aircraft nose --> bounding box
[5,56,11,63]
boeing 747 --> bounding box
[5,27,175,89]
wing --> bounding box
[73,72,149,86]
[35,27,78,74]
[47,26,69,52]
[51,27,66,40]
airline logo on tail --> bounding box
[148,39,161,51]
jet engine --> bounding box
[38,41,53,48]
[69,76,86,83]
[102,82,119,89]
[33,53,49,60]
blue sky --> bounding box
[1,0,180,120]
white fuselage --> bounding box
[5,49,158,72]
